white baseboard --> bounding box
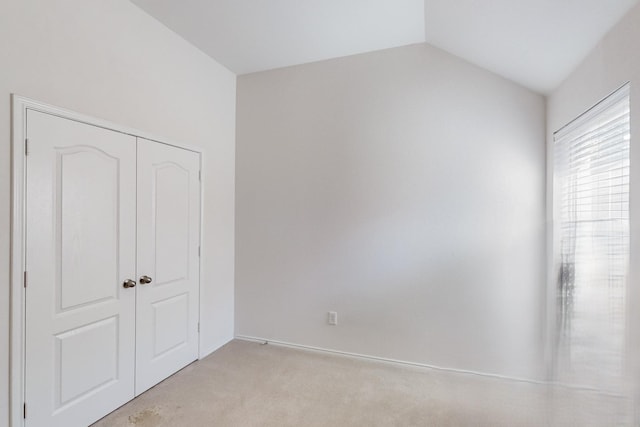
[234,334,631,398]
[234,334,546,385]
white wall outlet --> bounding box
[328,311,338,325]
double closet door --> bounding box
[24,110,201,427]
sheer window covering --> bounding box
[553,83,630,387]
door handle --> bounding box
[139,275,153,285]
[123,279,136,288]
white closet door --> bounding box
[135,138,201,395]
[25,110,137,427]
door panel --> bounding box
[55,316,119,406]
[25,110,137,427]
[154,162,191,285]
[152,293,189,356]
[135,138,200,395]
[58,146,119,311]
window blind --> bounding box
[553,83,630,387]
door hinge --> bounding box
[25,138,29,156]
[198,246,201,257]
[23,402,26,419]
[23,271,27,288]
[198,170,202,181]
[197,322,200,333]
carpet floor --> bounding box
[92,340,632,426]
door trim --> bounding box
[10,95,204,427]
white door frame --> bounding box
[10,95,204,427]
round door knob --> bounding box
[139,275,153,285]
[123,279,136,288]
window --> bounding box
[553,83,630,388]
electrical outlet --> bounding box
[328,311,338,325]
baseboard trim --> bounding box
[234,335,630,397]
[234,334,547,385]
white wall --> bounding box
[547,1,640,386]
[0,1,236,424]
[236,43,546,380]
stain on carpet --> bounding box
[128,407,163,426]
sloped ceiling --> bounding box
[131,0,638,94]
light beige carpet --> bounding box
[93,340,632,426]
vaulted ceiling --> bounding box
[131,0,638,94]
